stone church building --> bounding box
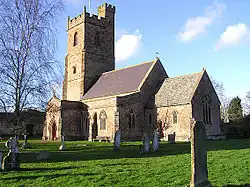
[43,3,221,141]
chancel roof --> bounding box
[155,71,203,107]
[82,60,156,100]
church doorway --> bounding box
[92,113,98,140]
[52,122,57,140]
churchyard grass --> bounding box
[0,139,250,187]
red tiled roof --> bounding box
[82,60,155,99]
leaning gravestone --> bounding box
[141,133,150,153]
[152,129,159,152]
[2,137,20,170]
[188,121,211,187]
[114,130,121,151]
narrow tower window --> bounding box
[73,32,78,46]
[94,31,100,46]
[73,66,76,74]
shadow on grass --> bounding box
[221,184,250,187]
[0,172,97,181]
[1,139,248,163]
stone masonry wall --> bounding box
[192,71,221,137]
[157,104,192,141]
[83,96,117,141]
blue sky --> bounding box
[56,0,250,101]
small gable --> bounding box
[155,72,202,107]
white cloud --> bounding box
[215,23,249,50]
[178,1,225,42]
[115,29,142,62]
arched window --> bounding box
[99,110,107,130]
[73,66,76,74]
[128,110,135,129]
[173,111,178,124]
[94,31,100,46]
[73,32,78,46]
[202,95,212,125]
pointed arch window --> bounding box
[73,32,78,46]
[202,95,212,125]
[173,111,178,124]
[99,110,107,130]
[129,110,135,129]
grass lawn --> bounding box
[0,139,250,187]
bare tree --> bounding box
[0,0,63,132]
[211,77,230,122]
[244,91,250,115]
[157,110,172,138]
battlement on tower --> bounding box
[67,3,115,30]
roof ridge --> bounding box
[102,59,156,75]
[166,71,202,80]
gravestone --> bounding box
[2,137,20,170]
[114,130,121,151]
[189,121,211,187]
[37,150,50,161]
[168,132,176,144]
[0,150,2,170]
[152,129,159,152]
[141,133,150,153]
[59,135,66,150]
[22,134,31,149]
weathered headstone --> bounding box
[37,150,51,161]
[0,150,2,170]
[59,135,66,150]
[141,133,150,153]
[152,129,159,152]
[189,121,211,187]
[2,137,20,170]
[22,134,31,149]
[168,132,176,144]
[114,130,121,151]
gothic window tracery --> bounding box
[202,95,212,125]
[99,110,107,130]
[173,111,178,124]
[129,110,135,129]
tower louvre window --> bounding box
[73,32,78,46]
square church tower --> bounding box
[63,3,116,101]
